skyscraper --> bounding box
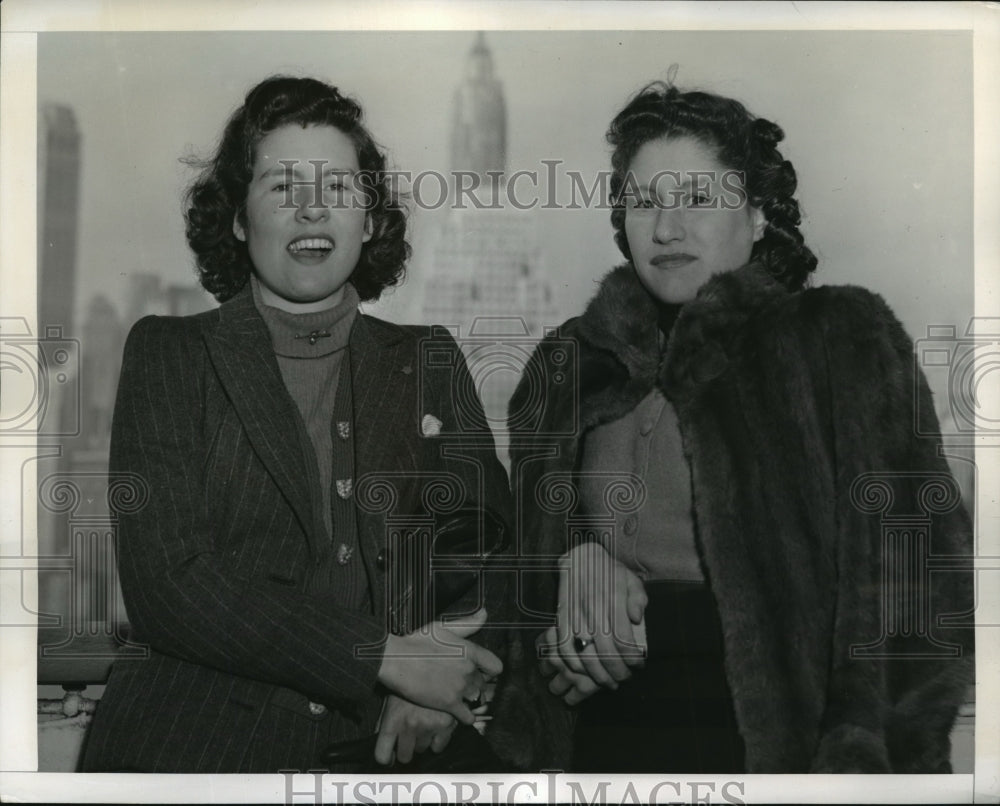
[421,34,557,446]
[35,105,84,659]
[38,104,81,335]
[450,31,506,187]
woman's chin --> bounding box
[647,279,700,306]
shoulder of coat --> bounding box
[792,283,906,346]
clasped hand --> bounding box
[375,607,500,764]
[538,542,648,705]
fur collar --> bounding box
[575,262,789,403]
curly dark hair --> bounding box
[607,81,817,291]
[184,75,410,302]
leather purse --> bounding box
[387,505,508,636]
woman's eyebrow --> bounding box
[256,163,357,180]
[642,176,696,194]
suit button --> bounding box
[376,549,387,570]
[308,701,327,716]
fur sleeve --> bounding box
[488,327,585,771]
[807,286,974,773]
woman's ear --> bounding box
[362,213,373,243]
[751,207,767,243]
[233,213,247,243]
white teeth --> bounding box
[289,237,333,252]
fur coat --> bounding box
[489,262,974,773]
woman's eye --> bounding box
[631,197,657,210]
[271,183,291,193]
[688,193,712,208]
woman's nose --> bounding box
[294,185,329,222]
[652,205,684,244]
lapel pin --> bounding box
[336,478,354,499]
[336,421,350,440]
[401,365,413,375]
[421,414,443,437]
[336,543,354,565]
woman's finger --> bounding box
[468,643,504,679]
[590,631,632,683]
[556,567,586,675]
[609,575,646,669]
[461,669,487,707]
[395,727,416,765]
[564,676,601,706]
[374,723,397,766]
[576,638,618,689]
[413,729,432,755]
[625,570,649,625]
[449,700,475,726]
[430,721,456,754]
[548,671,574,697]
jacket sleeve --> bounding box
[810,287,974,773]
[110,316,386,707]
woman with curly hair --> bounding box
[491,80,973,773]
[82,75,511,773]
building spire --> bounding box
[450,31,506,186]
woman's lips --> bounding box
[287,236,333,262]
[650,253,697,269]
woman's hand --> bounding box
[555,542,647,688]
[374,695,457,765]
[537,626,602,705]
[377,608,502,725]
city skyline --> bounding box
[36,30,974,346]
[32,28,979,504]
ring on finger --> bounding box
[573,635,594,653]
[464,692,483,709]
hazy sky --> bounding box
[38,29,972,342]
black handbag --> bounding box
[320,506,509,771]
[386,506,508,636]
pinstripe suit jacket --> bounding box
[80,284,512,773]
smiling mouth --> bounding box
[288,237,334,259]
[650,253,696,269]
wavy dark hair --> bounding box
[184,75,410,302]
[607,81,817,291]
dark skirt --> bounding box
[572,580,745,774]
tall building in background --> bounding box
[38,104,81,335]
[423,34,557,439]
[34,104,84,648]
[33,104,211,666]
[450,31,506,191]
[79,296,122,448]
[124,273,213,320]
[36,105,83,440]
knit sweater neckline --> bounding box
[250,275,358,358]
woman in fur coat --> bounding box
[489,82,974,774]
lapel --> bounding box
[201,285,321,554]
[573,263,662,430]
